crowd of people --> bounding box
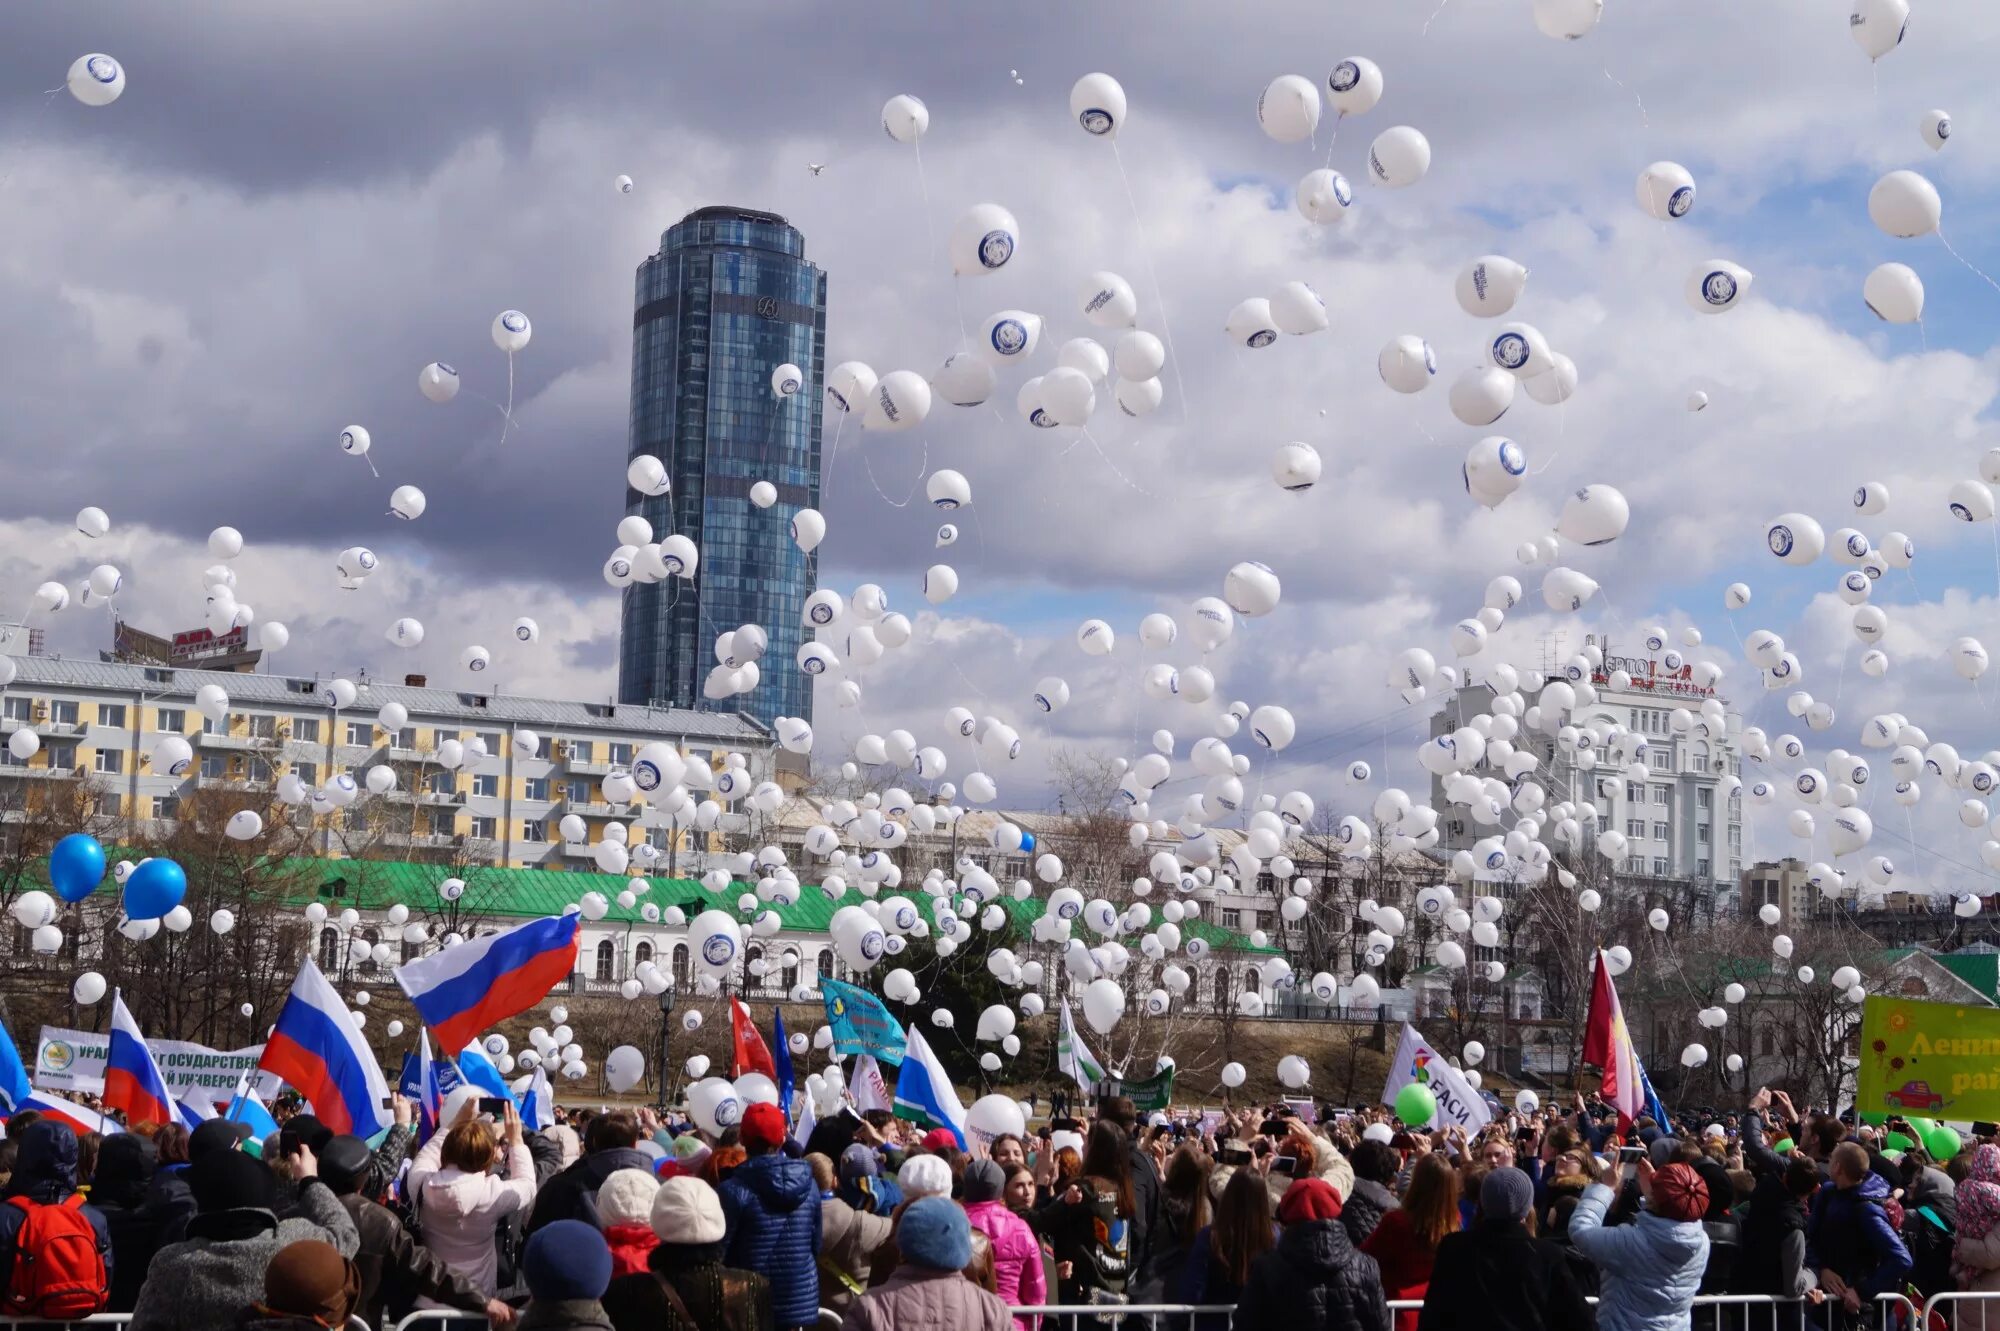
[1,1080,1997,1330]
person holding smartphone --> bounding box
[406,1097,538,1301]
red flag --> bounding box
[1581,950,1644,1132]
[729,998,777,1080]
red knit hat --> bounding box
[920,1128,961,1154]
[740,1102,787,1150]
[1278,1176,1344,1225]
[1648,1163,1710,1223]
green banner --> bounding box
[1857,994,2000,1121]
[1107,1067,1176,1113]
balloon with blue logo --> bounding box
[1069,73,1126,139]
[67,54,125,107]
[949,203,1020,276]
[49,834,106,903]
[123,857,187,921]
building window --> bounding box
[473,774,499,798]
[682,945,698,988]
[1652,857,1669,875]
[570,739,594,763]
[94,749,123,774]
[1653,786,1669,806]
[1219,909,1241,929]
[1758,1026,1778,1057]
[1652,822,1670,841]
[635,941,653,968]
[50,701,78,726]
[201,753,226,780]
[293,717,320,743]
[291,761,316,789]
[99,704,127,730]
[1697,859,1712,878]
[427,770,453,795]
[155,707,185,732]
[522,820,547,843]
[345,722,371,746]
[524,777,549,802]
[1214,969,1231,1012]
[317,927,340,973]
[395,727,417,750]
[1697,787,1713,809]
[1697,824,1711,844]
[1,697,31,723]
[477,731,501,753]
[1626,819,1645,838]
[154,796,179,820]
[567,777,593,803]
[471,816,496,840]
[1649,749,1672,771]
[609,742,634,766]
[595,939,616,983]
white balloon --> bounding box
[791,508,827,554]
[1378,336,1437,394]
[864,370,932,431]
[1636,161,1697,220]
[1456,256,1529,318]
[1224,298,1279,350]
[67,55,125,107]
[492,310,531,353]
[1367,126,1431,187]
[1850,0,1910,61]
[826,362,879,414]
[1295,169,1355,224]
[1921,108,1952,151]
[1269,281,1330,336]
[1687,260,1754,313]
[933,353,997,408]
[1533,0,1603,40]
[949,203,1021,276]
[75,507,110,539]
[1079,272,1139,328]
[1325,58,1384,115]
[1272,442,1322,492]
[1863,263,1924,323]
[1869,170,1940,238]
[882,94,929,143]
[1257,75,1321,143]
[1449,366,1516,426]
[1069,73,1127,138]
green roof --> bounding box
[1935,952,1999,999]
[29,853,1274,952]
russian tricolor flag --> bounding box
[258,958,393,1137]
[8,1091,120,1139]
[393,914,580,1057]
[102,994,177,1130]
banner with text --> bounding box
[1857,995,2000,1121]
[36,1026,281,1101]
[1382,1023,1493,1133]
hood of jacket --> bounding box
[1635,1209,1713,1265]
[1856,1172,1892,1203]
[12,1121,80,1200]
[1277,1217,1359,1274]
[735,1153,813,1212]
[1349,1178,1398,1213]
[420,1167,505,1221]
[92,1133,158,1210]
[569,1148,651,1194]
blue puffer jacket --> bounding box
[1806,1173,1912,1299]
[720,1153,822,1327]
[1569,1181,1709,1331]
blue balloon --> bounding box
[122,858,188,921]
[1019,831,1036,853]
[49,834,106,903]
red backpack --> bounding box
[4,1194,109,1319]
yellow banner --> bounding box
[1857,995,2000,1120]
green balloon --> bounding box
[1923,1125,1961,1161]
[1885,1131,1916,1153]
[1773,1137,1795,1155]
[1395,1082,1438,1127]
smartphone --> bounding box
[1258,1119,1288,1137]
[1218,1146,1252,1166]
[477,1097,510,1118]
[1618,1144,1645,1181]
[1272,1155,1299,1176]
[380,1095,395,1109]
[1976,1122,1999,1137]
[1517,1127,1536,1142]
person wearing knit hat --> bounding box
[715,1090,821,1331]
[960,1158,1047,1327]
[521,1219,615,1328]
[595,1168,662,1278]
[602,1178,774,1331]
[838,1142,901,1217]
[1423,1165,1595,1331]
[897,1152,953,1202]
[1569,1155,1711,1331]
[1233,1173,1388,1331]
[245,1238,361,1331]
[839,1198,1013,1331]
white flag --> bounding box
[852,1054,894,1116]
[1382,1023,1492,1133]
[1057,1000,1106,1095]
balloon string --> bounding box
[1918,319,1928,354]
[1600,66,1649,131]
[861,436,927,508]
[0,90,62,192]
[823,408,850,477]
[1938,231,2000,300]
[1420,0,1451,36]
[464,390,525,434]
[497,352,516,446]
[1323,113,1344,168]
[364,455,380,479]
[1078,427,1158,497]
[1110,141,1191,421]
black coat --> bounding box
[1342,1179,1399,1251]
[1123,1141,1162,1297]
[525,1148,655,1235]
[1416,1220,1593,1331]
[1235,1219,1390,1331]
[339,1192,488,1326]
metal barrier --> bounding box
[1922,1289,2000,1328]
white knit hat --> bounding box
[651,1176,726,1245]
[597,1167,660,1229]
[899,1153,954,1200]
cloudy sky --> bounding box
[4,0,2000,890]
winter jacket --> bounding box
[338,1190,488,1327]
[90,1132,160,1313]
[526,1147,654,1235]
[1180,1221,1276,1331]
[144,1163,197,1247]
[820,1193,893,1312]
[963,1198,1046,1328]
[0,1120,115,1296]
[603,1243,773,1331]
[604,1222,659,1278]
[1123,1140,1163,1299]
[1569,1181,1710,1331]
[1040,1176,1131,1302]
[409,1134,537,1298]
[838,1265,1012,1331]
[1359,1208,1440,1331]
[1418,1219,1593,1331]
[519,1297,617,1331]
[1735,1174,1811,1296]
[1806,1173,1913,1300]
[1342,1178,1399,1251]
[127,1182,359,1331]
[1234,1218,1391,1331]
[719,1151,822,1328]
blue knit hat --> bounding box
[897,1197,972,1271]
[523,1219,613,1301]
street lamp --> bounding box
[655,985,676,1112]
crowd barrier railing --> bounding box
[389,1293,1923,1331]
[1920,1289,2000,1328]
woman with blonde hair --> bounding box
[407,1101,537,1299]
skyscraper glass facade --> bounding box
[618,207,826,729]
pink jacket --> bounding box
[407,1136,537,1298]
[963,1199,1047,1329]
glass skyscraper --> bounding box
[618,206,826,730]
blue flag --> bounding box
[891,1027,967,1149]
[0,1011,33,1113]
[456,1044,519,1110]
[820,976,907,1067]
[1639,1062,1672,1132]
[773,1007,795,1126]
